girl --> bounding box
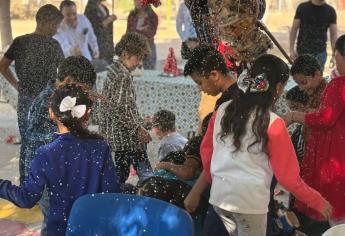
[205,54,331,235]
[97,32,153,185]
[0,83,120,235]
[287,35,345,226]
[127,0,158,69]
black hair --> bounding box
[59,0,76,11]
[36,4,63,24]
[335,34,345,56]
[184,45,228,77]
[286,86,309,104]
[114,32,150,58]
[132,3,157,19]
[152,110,176,132]
[200,112,213,136]
[57,56,97,88]
[290,54,321,77]
[49,83,103,139]
[220,54,289,153]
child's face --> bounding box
[293,72,322,95]
[335,50,345,76]
[191,72,222,96]
[122,54,143,71]
[152,126,165,140]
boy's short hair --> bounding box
[59,0,76,11]
[290,54,321,76]
[114,32,150,59]
[286,86,309,104]
[57,56,97,88]
[36,4,63,24]
[335,34,345,56]
[152,110,176,132]
[184,45,228,77]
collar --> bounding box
[52,132,75,140]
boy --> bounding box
[97,32,153,185]
[0,4,64,184]
[152,109,188,161]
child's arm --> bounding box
[155,157,200,180]
[267,117,329,217]
[305,79,345,128]
[200,112,217,183]
[0,148,47,208]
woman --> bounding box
[287,35,345,226]
[85,0,117,64]
[127,0,158,69]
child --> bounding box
[97,32,153,185]
[23,56,97,235]
[0,83,120,235]
[287,35,345,226]
[202,54,331,235]
[151,109,188,161]
[287,54,328,163]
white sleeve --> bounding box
[53,32,71,58]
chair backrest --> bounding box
[66,193,194,236]
[322,224,345,236]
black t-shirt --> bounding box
[215,83,240,110]
[295,1,336,54]
[5,34,64,97]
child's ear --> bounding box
[314,70,322,78]
[48,108,56,121]
[209,70,221,82]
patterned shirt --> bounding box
[97,59,143,152]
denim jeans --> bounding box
[17,94,35,185]
[143,42,157,70]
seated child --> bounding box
[0,83,120,235]
[151,109,188,162]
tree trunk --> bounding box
[0,0,13,52]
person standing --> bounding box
[85,0,117,64]
[0,4,64,184]
[176,1,199,59]
[127,0,158,69]
[289,0,337,71]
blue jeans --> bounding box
[143,42,157,70]
[17,94,35,185]
[203,205,229,236]
[113,150,153,185]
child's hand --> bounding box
[283,112,293,126]
[184,190,201,213]
[321,200,332,220]
[138,127,152,144]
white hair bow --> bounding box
[59,96,86,118]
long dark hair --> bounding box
[49,83,103,140]
[220,54,289,153]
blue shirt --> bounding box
[0,133,120,236]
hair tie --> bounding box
[59,96,86,118]
[237,69,269,93]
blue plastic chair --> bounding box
[66,193,194,236]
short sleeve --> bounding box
[4,37,20,61]
[329,7,337,24]
[294,4,303,20]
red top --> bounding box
[294,76,345,220]
[126,9,158,42]
[201,111,326,215]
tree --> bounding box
[0,0,13,51]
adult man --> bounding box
[289,0,337,71]
[54,0,101,65]
[0,4,64,184]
